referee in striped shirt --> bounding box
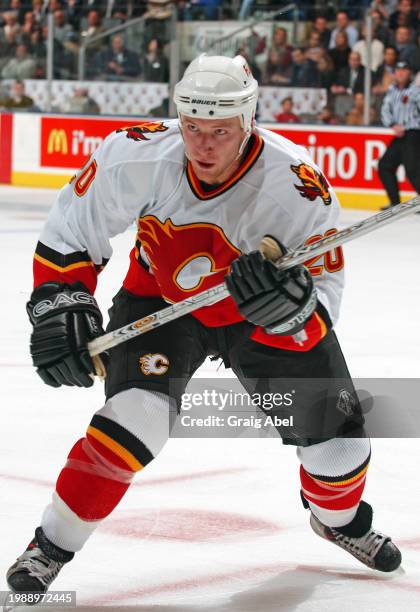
[378,61,420,208]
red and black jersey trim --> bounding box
[87,414,154,471]
[34,242,109,272]
[186,132,264,201]
[33,241,108,292]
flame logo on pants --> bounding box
[137,215,241,303]
[139,353,169,375]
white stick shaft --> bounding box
[88,196,420,357]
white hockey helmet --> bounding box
[173,54,258,137]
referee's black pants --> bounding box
[378,129,420,204]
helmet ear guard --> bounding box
[174,54,259,156]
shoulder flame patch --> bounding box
[291,163,332,206]
[117,121,169,142]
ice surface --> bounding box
[0,186,419,611]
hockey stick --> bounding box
[88,196,420,361]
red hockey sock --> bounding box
[55,436,136,520]
[300,462,368,512]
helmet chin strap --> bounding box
[236,130,251,159]
[177,113,192,160]
[235,113,255,159]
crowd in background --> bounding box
[0,0,418,125]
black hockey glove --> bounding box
[225,246,317,335]
[26,282,105,388]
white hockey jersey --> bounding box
[34,119,344,352]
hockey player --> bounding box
[6,55,401,597]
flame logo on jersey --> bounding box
[137,215,241,302]
[139,353,169,376]
[291,163,332,206]
[117,121,168,142]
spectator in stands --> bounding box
[143,0,172,46]
[262,48,291,86]
[316,53,335,89]
[28,24,72,79]
[1,42,36,79]
[247,28,267,58]
[317,106,339,124]
[143,38,169,82]
[144,0,173,20]
[99,33,141,80]
[311,15,331,49]
[274,96,300,123]
[290,47,319,87]
[53,10,76,45]
[389,0,418,30]
[328,31,351,74]
[9,0,26,25]
[329,11,358,49]
[410,32,420,73]
[331,51,367,96]
[369,105,380,125]
[305,31,324,63]
[0,79,34,110]
[346,106,364,125]
[53,9,79,75]
[27,26,45,66]
[0,28,19,71]
[20,11,37,45]
[372,46,398,95]
[31,0,47,26]
[370,9,392,46]
[353,24,385,72]
[1,11,21,40]
[107,1,131,21]
[65,0,83,30]
[81,10,105,52]
[393,26,417,66]
[80,0,107,17]
[61,86,100,114]
[373,0,399,21]
[176,0,193,21]
[269,27,293,72]
[353,92,365,113]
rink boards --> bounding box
[0,112,415,209]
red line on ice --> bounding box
[0,467,249,491]
[100,507,281,542]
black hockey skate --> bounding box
[310,501,402,572]
[6,527,74,597]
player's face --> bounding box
[181,115,245,184]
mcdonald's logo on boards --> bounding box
[40,116,142,168]
[47,129,68,154]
